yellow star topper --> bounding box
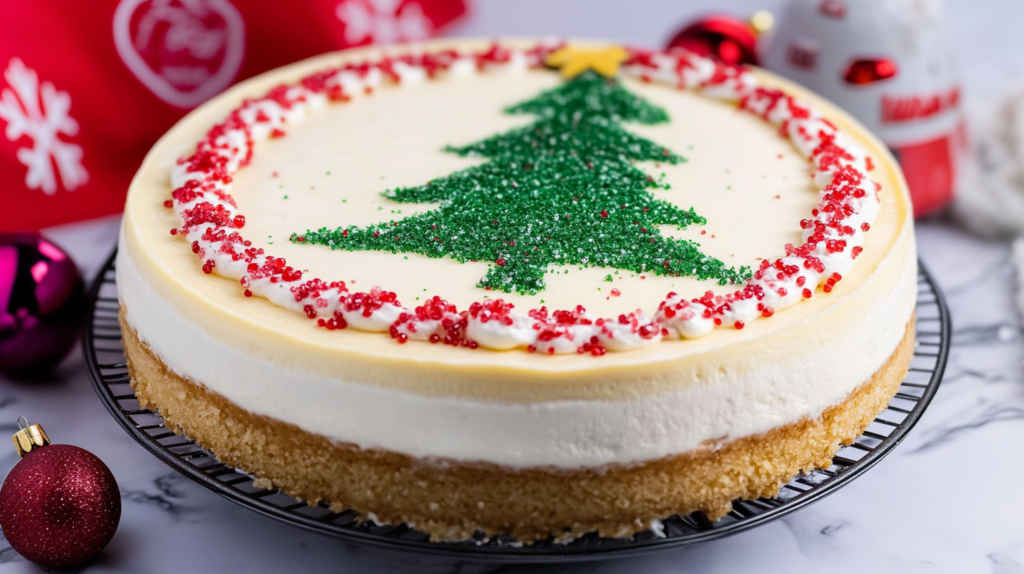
[545,45,630,79]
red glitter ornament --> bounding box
[0,418,120,568]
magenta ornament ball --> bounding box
[0,233,84,374]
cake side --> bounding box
[122,309,914,542]
[116,230,916,468]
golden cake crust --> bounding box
[122,306,914,542]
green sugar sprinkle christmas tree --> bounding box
[292,53,748,295]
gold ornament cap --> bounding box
[12,417,49,458]
[750,10,775,35]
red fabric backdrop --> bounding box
[0,0,466,231]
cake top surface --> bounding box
[121,39,911,378]
[240,67,811,315]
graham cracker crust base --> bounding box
[120,307,914,542]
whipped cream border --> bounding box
[164,41,882,355]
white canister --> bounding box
[761,0,964,217]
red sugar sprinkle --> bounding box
[802,288,812,299]
[734,320,745,330]
[164,199,174,208]
[496,258,506,267]
[638,324,659,339]
[861,222,870,232]
[169,228,178,236]
[610,288,621,297]
[244,289,253,297]
[601,209,608,218]
[234,215,246,228]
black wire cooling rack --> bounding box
[84,249,949,562]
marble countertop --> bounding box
[4,1,1024,571]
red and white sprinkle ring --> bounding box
[166,41,880,357]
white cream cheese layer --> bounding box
[118,221,915,469]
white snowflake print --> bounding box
[0,58,88,195]
[335,0,432,46]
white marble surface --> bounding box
[3,1,1024,571]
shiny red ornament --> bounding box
[0,233,83,374]
[843,58,899,85]
[666,14,760,66]
[0,432,120,568]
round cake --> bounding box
[117,39,916,542]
